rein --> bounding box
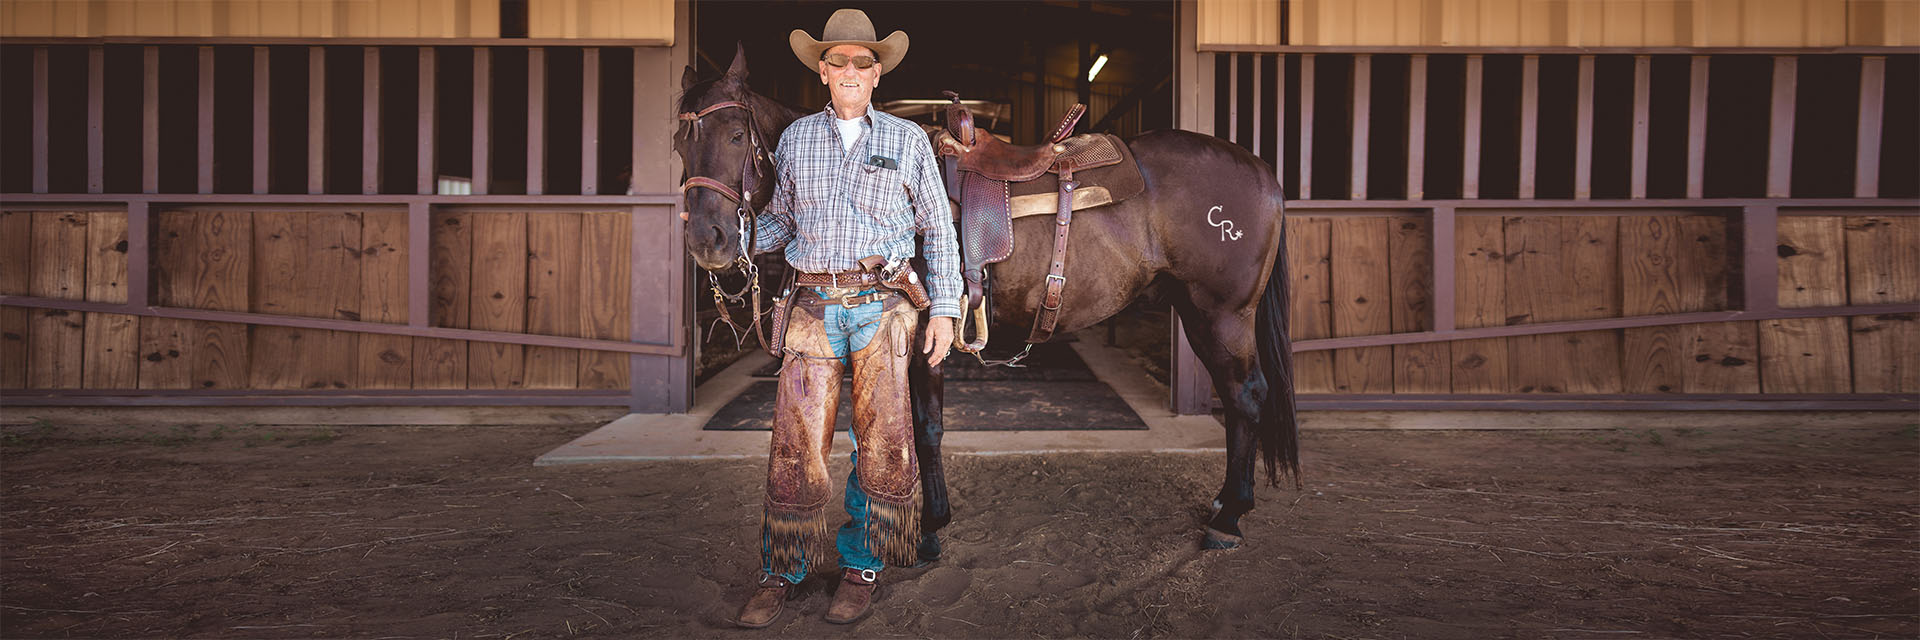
[680,100,773,350]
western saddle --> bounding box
[931,92,1144,354]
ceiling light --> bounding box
[1087,54,1109,82]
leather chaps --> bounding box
[761,294,922,576]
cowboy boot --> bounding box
[735,573,793,629]
[824,567,879,624]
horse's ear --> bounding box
[681,64,699,91]
[723,41,749,83]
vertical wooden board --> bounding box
[306,212,364,389]
[1777,216,1846,308]
[358,210,412,389]
[248,212,304,389]
[1622,215,1683,392]
[84,212,128,304]
[1452,216,1508,392]
[1759,317,1851,393]
[81,312,139,388]
[189,212,251,389]
[1851,313,1920,393]
[468,212,527,389]
[1,306,28,388]
[0,211,30,295]
[1286,217,1334,393]
[27,212,88,388]
[1503,216,1560,392]
[1565,216,1621,320]
[1845,216,1920,306]
[578,211,631,389]
[1678,214,1730,311]
[1506,216,1622,393]
[1679,321,1761,393]
[1388,215,1447,393]
[524,212,582,388]
[414,210,472,389]
[249,211,361,389]
[1331,217,1392,392]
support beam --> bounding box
[362,46,381,195]
[1574,55,1594,200]
[407,201,429,328]
[1463,55,1483,199]
[527,47,546,195]
[1350,54,1370,200]
[1519,55,1538,199]
[1739,204,1781,314]
[472,47,490,195]
[1766,55,1797,198]
[1631,55,1650,199]
[125,201,150,308]
[308,46,326,195]
[1687,55,1709,199]
[1431,205,1455,332]
[1854,56,1885,198]
[143,46,158,194]
[1407,54,1427,200]
[32,47,48,194]
[581,48,600,195]
[1298,53,1315,199]
[1227,53,1239,144]
[88,46,104,194]
[1250,54,1262,160]
[199,46,215,194]
[253,46,271,194]
[417,47,436,195]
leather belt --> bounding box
[795,270,882,288]
[796,288,893,309]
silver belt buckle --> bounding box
[819,285,857,300]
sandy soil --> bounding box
[2,419,1915,638]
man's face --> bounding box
[818,44,881,111]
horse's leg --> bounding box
[908,322,950,564]
[1171,301,1265,550]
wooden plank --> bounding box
[1855,56,1885,198]
[1286,217,1333,393]
[472,47,490,195]
[413,210,471,388]
[1678,320,1761,393]
[1574,55,1594,199]
[1852,313,1919,393]
[581,48,599,195]
[1505,216,1622,393]
[32,47,47,194]
[1,307,28,388]
[1766,56,1796,198]
[1622,215,1681,392]
[1406,54,1426,200]
[198,46,214,193]
[1679,214,1731,312]
[527,47,546,196]
[1760,317,1850,393]
[358,210,412,389]
[1330,217,1392,393]
[1389,215,1447,392]
[1845,216,1920,306]
[1686,56,1708,199]
[1462,54,1483,199]
[1518,55,1538,199]
[254,46,270,194]
[362,46,380,195]
[417,47,436,195]
[468,212,526,388]
[1631,55,1650,199]
[249,211,361,389]
[27,212,89,388]
[308,46,326,194]
[0,211,31,295]
[143,46,159,194]
[1349,54,1370,199]
[523,212,581,388]
[1452,215,1507,392]
[83,212,136,388]
[1297,54,1315,199]
[144,212,201,390]
[1776,216,1845,308]
[88,46,103,193]
[578,211,630,389]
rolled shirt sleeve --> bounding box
[751,143,797,255]
[906,134,962,319]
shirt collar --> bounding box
[821,103,876,127]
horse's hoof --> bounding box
[1201,528,1242,550]
[913,533,943,567]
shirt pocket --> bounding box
[847,160,908,218]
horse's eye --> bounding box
[731,131,745,144]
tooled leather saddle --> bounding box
[931,92,1145,351]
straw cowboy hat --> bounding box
[788,8,909,75]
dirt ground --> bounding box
[2,417,1915,639]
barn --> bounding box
[2,0,1916,415]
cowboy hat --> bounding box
[788,8,908,75]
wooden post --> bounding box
[1518,55,1538,200]
[473,47,490,195]
[582,48,600,195]
[143,46,159,194]
[199,46,215,194]
[1407,54,1427,200]
[1630,55,1650,199]
[1766,55,1797,198]
[1854,56,1885,198]
[32,47,48,194]
[254,46,271,194]
[363,46,381,195]
[1574,55,1594,200]
[88,46,104,194]
[1298,53,1315,200]
[309,46,327,195]
[1687,55,1708,199]
[417,47,436,195]
[527,47,546,196]
[1463,55,1482,199]
[1350,54,1370,200]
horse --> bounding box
[673,45,1299,553]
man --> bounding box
[735,8,961,628]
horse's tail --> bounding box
[1254,203,1302,488]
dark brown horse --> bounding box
[674,47,1298,552]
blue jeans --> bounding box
[764,289,889,582]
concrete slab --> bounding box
[534,331,1229,465]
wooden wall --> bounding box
[1200,0,1920,47]
[1284,213,1919,394]
[0,0,502,38]
[527,0,672,41]
[0,208,634,391]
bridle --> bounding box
[679,99,772,349]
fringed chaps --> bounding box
[762,307,842,577]
[849,300,923,567]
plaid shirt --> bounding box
[754,104,962,319]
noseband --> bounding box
[679,99,773,349]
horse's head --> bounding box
[675,44,770,270]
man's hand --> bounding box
[922,316,955,367]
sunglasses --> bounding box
[821,53,879,70]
